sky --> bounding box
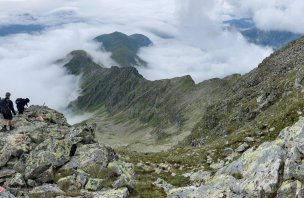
[0,0,302,122]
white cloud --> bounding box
[227,0,304,33]
[138,0,272,83]
[0,23,115,113]
[138,29,272,83]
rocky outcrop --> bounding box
[0,106,135,198]
[158,117,304,197]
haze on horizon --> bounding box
[0,0,303,116]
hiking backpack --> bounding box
[15,98,22,106]
[0,98,10,114]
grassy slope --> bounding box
[94,32,152,67]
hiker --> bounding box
[16,98,30,114]
[0,92,16,131]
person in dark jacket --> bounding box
[16,98,30,114]
[1,92,16,131]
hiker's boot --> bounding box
[9,126,15,131]
[0,126,7,132]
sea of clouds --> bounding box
[0,0,302,123]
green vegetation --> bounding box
[94,32,152,67]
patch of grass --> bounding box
[232,172,243,180]
[84,165,119,187]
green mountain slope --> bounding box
[64,35,304,153]
[94,32,152,67]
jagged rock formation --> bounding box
[153,117,304,197]
[0,106,135,198]
[64,50,196,151]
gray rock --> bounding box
[236,143,249,153]
[85,178,104,191]
[25,138,73,179]
[27,179,38,188]
[64,143,109,172]
[276,180,298,198]
[57,175,82,193]
[153,178,174,193]
[210,160,224,170]
[108,161,135,189]
[36,166,55,183]
[0,168,15,178]
[91,187,129,198]
[68,124,96,144]
[223,148,233,156]
[113,175,135,189]
[189,171,211,183]
[28,184,65,198]
[9,173,26,187]
[0,188,17,198]
[244,137,255,142]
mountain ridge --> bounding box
[94,32,152,67]
[64,33,304,153]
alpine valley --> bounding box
[1,30,304,198]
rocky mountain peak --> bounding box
[0,106,135,198]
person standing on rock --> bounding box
[0,92,16,131]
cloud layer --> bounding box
[0,24,114,112]
[138,0,272,82]
[226,0,304,33]
[1,0,300,122]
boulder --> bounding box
[85,178,104,191]
[25,138,73,179]
[0,188,16,198]
[65,143,110,172]
[68,124,96,144]
[153,178,174,193]
[57,175,82,193]
[28,184,65,198]
[210,160,224,170]
[236,143,249,153]
[223,148,233,156]
[91,187,129,198]
[108,161,135,189]
[9,173,26,187]
[0,168,15,178]
[276,180,299,198]
[189,171,211,183]
[244,137,255,142]
[36,166,55,183]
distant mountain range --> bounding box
[0,24,45,36]
[224,18,303,49]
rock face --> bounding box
[0,106,135,198]
[164,117,304,197]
